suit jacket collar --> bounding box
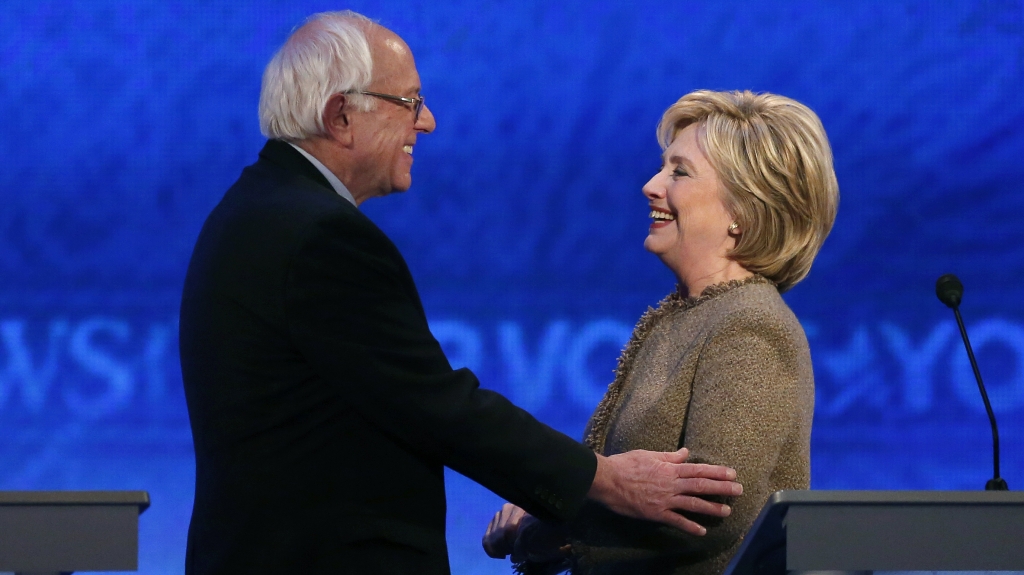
[258,139,334,192]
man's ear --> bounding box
[322,93,354,146]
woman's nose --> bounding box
[642,174,663,199]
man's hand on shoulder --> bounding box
[587,447,742,536]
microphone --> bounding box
[935,274,963,308]
[935,274,1008,490]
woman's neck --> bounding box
[674,259,754,299]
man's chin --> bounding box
[365,177,412,202]
[389,177,413,194]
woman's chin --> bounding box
[643,236,668,257]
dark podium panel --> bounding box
[725,490,1024,574]
[0,491,150,574]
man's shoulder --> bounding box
[188,151,382,275]
[217,149,363,231]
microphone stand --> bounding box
[949,305,1008,490]
[937,274,1008,491]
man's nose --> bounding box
[417,103,436,133]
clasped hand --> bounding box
[483,447,742,559]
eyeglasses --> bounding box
[350,90,425,122]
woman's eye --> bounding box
[672,167,688,178]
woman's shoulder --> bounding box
[711,279,802,330]
[691,282,815,411]
[654,276,803,342]
[699,281,811,367]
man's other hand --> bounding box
[482,502,528,558]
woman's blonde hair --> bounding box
[657,90,839,292]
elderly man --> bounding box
[179,10,741,575]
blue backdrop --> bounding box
[2,1,1023,573]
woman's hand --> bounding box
[483,503,529,558]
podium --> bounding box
[0,491,150,575]
[725,490,1024,575]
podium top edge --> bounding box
[0,490,151,511]
[770,489,1024,505]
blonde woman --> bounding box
[485,89,839,575]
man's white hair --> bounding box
[259,11,377,141]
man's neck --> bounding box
[287,139,358,207]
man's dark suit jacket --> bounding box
[179,140,597,575]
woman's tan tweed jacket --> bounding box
[564,276,814,575]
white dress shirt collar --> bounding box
[286,142,357,207]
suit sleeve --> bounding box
[283,211,596,523]
[568,307,813,570]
